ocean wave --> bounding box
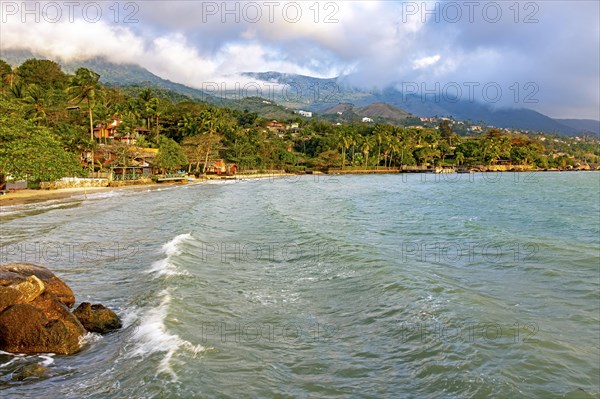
[127,290,204,382]
[147,233,194,278]
[72,190,126,200]
[0,199,78,215]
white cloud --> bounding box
[413,55,441,69]
[0,0,597,118]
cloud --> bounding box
[0,0,597,119]
[413,55,441,70]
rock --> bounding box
[0,275,45,312]
[31,292,87,339]
[73,302,122,334]
[0,263,75,307]
[0,263,85,354]
[0,304,84,355]
[13,363,48,381]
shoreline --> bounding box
[0,169,596,207]
[0,173,294,207]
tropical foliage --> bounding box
[0,57,598,185]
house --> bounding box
[362,117,374,123]
[94,118,151,144]
[266,120,286,134]
[297,110,313,118]
[94,118,121,141]
[207,159,237,175]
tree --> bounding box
[22,84,50,125]
[17,59,66,88]
[0,115,82,182]
[113,142,140,178]
[439,119,453,145]
[0,59,13,93]
[154,137,187,173]
[67,68,100,142]
[361,136,372,168]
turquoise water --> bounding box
[1,172,599,398]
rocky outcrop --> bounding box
[0,275,45,312]
[0,263,75,307]
[0,303,84,355]
[0,263,121,355]
[73,303,122,334]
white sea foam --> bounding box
[0,357,20,368]
[147,233,193,277]
[128,290,204,381]
[79,332,103,347]
[74,190,126,200]
[0,353,55,368]
[37,354,55,367]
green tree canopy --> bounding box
[17,59,66,88]
[0,115,83,182]
[154,136,188,173]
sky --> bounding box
[1,0,599,119]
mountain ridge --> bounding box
[1,50,597,136]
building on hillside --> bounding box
[362,117,374,123]
[297,110,313,118]
[94,118,121,141]
[266,120,286,134]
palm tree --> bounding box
[67,68,100,142]
[337,127,352,169]
[361,136,372,169]
[9,82,25,99]
[22,84,50,125]
[147,97,162,141]
[373,124,388,170]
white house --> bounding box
[362,117,374,123]
[297,110,313,118]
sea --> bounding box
[0,172,599,398]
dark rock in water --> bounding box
[0,304,84,355]
[0,263,85,354]
[13,363,48,381]
[73,302,122,334]
[0,263,75,307]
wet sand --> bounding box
[0,173,294,207]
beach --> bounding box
[0,173,295,207]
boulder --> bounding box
[0,263,86,354]
[0,304,84,355]
[73,302,122,334]
[13,363,49,381]
[0,275,45,312]
[0,263,75,307]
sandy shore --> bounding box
[0,186,115,207]
[0,173,295,207]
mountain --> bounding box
[225,97,298,121]
[2,50,597,136]
[356,103,411,121]
[242,72,592,136]
[555,119,600,136]
[322,102,411,124]
[0,50,213,101]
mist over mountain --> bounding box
[2,50,597,136]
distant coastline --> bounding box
[1,169,596,207]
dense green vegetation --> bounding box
[1,58,599,184]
